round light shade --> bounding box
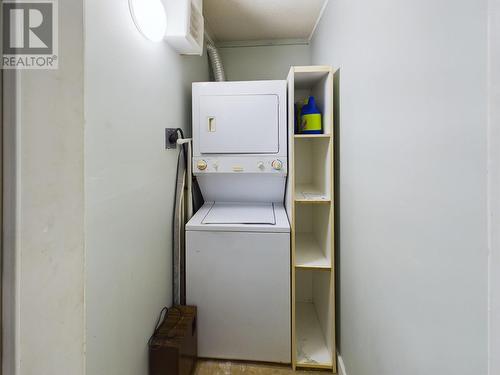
[129,0,167,42]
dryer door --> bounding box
[198,94,279,154]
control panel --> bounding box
[193,157,287,175]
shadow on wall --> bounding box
[179,48,211,137]
[333,69,341,354]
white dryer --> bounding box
[186,80,290,363]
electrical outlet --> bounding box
[165,128,178,149]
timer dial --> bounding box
[271,160,283,170]
[197,160,208,170]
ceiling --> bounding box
[203,0,328,44]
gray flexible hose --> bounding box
[206,41,226,82]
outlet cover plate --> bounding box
[165,128,177,149]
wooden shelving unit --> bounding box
[285,66,337,372]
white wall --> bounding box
[219,44,310,81]
[11,0,85,374]
[311,1,489,374]
[84,1,209,374]
[489,0,500,373]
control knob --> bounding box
[271,160,283,170]
[197,160,208,171]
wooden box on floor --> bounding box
[149,305,197,375]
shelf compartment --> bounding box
[296,302,332,368]
[295,204,332,267]
[294,137,331,202]
[295,269,334,368]
[295,233,330,269]
[295,184,331,203]
[294,134,331,139]
[293,66,333,136]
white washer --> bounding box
[186,202,290,363]
[187,80,290,363]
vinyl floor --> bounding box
[194,359,334,374]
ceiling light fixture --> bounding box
[129,0,167,42]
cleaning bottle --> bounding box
[300,96,322,134]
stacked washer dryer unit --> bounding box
[186,81,291,363]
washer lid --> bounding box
[202,202,276,224]
[187,202,290,233]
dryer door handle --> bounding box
[208,117,216,132]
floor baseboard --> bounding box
[337,353,347,375]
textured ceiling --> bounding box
[204,0,328,43]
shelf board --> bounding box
[294,134,331,139]
[294,184,330,203]
[295,302,332,368]
[295,233,330,269]
[293,66,332,89]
